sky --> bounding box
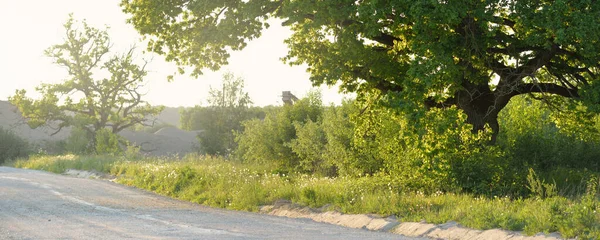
[0,0,348,107]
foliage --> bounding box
[498,95,600,195]
[320,99,359,176]
[64,127,93,154]
[8,15,163,153]
[94,129,123,155]
[349,98,511,194]
[122,0,600,140]
[238,92,513,194]
[180,72,253,155]
[235,91,324,171]
[0,127,30,164]
[206,72,252,110]
[526,168,558,199]
[289,119,329,174]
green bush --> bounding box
[65,127,92,154]
[180,72,256,156]
[321,100,358,176]
[0,127,30,164]
[290,119,328,174]
[95,129,123,155]
[498,96,600,196]
[12,154,119,173]
[236,92,600,197]
[184,107,232,155]
[235,91,324,171]
[238,92,519,194]
[353,105,510,194]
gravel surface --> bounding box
[0,167,418,240]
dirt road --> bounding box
[0,167,416,239]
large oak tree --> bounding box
[10,16,163,148]
[121,0,600,141]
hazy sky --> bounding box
[0,0,347,107]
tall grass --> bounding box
[11,154,118,174]
[8,154,600,239]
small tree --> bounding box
[0,127,30,164]
[181,72,252,155]
[9,15,163,152]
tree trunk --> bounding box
[455,90,505,144]
[464,109,500,144]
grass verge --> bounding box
[8,154,600,239]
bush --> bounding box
[238,92,600,197]
[180,72,256,156]
[95,129,123,155]
[290,119,329,174]
[65,127,92,154]
[0,127,30,164]
[320,100,358,176]
[235,91,324,171]
[498,95,600,196]
[353,105,510,194]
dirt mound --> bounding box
[0,101,199,156]
[0,101,70,145]
[120,128,199,156]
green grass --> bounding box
[7,154,600,239]
[11,154,118,173]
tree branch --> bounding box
[514,83,579,98]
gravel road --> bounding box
[0,167,417,239]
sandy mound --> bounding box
[0,101,200,156]
[0,101,70,144]
[119,127,199,156]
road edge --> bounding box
[259,200,566,240]
[63,168,567,240]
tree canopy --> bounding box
[10,15,163,146]
[121,0,600,141]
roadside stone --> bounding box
[260,204,397,231]
[392,222,437,236]
[425,222,482,240]
[260,202,567,240]
[64,169,112,180]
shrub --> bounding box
[237,93,600,197]
[498,95,600,196]
[290,119,329,175]
[0,127,30,164]
[95,129,123,155]
[235,91,324,171]
[320,100,358,176]
[65,127,92,154]
[362,106,509,194]
[180,72,255,156]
